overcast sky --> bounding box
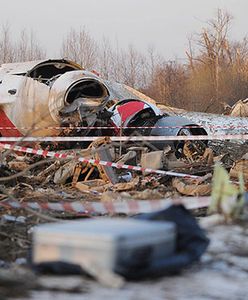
[0,0,247,60]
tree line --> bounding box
[1,10,248,113]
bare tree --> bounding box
[185,9,236,112]
[146,46,157,80]
[141,47,164,93]
[0,25,46,64]
[15,29,46,61]
[0,24,15,64]
[116,44,146,88]
[143,60,188,107]
[61,27,98,69]
[97,37,114,79]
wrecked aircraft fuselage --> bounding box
[0,59,207,154]
[0,59,110,137]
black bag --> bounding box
[115,204,209,279]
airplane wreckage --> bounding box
[1,59,248,184]
[0,58,210,153]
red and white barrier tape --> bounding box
[0,197,211,215]
[0,142,200,179]
[0,124,248,130]
[0,133,248,142]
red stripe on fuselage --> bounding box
[0,109,22,137]
[117,101,145,123]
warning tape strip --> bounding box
[0,197,211,215]
[0,142,200,179]
[0,124,248,130]
[0,134,247,142]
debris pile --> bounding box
[0,138,210,206]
